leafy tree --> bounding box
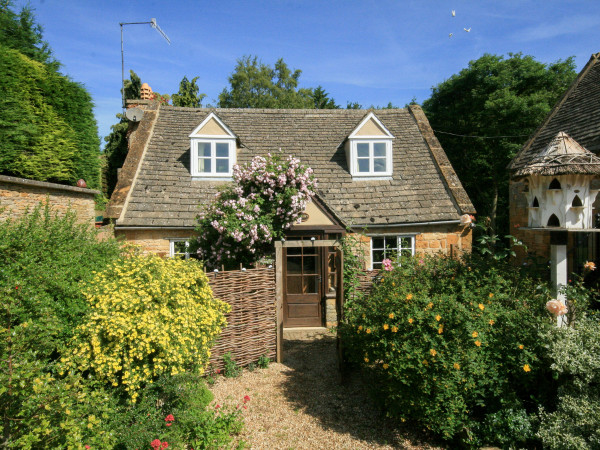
[172,76,206,107]
[218,56,314,108]
[423,53,576,234]
[311,85,339,109]
[346,101,362,109]
[122,69,141,101]
[0,2,101,188]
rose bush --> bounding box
[196,152,316,269]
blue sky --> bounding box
[13,0,600,146]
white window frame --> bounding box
[350,139,393,177]
[169,239,191,259]
[190,138,235,178]
[189,113,237,179]
[369,234,415,270]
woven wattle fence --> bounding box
[352,270,380,299]
[206,267,277,371]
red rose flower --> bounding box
[243,395,250,403]
[161,442,168,449]
[150,439,161,449]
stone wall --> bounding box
[0,175,98,224]
[115,228,194,257]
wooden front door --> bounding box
[283,238,322,327]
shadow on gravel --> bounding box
[281,337,440,449]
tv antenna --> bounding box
[120,18,171,110]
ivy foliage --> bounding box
[0,2,102,188]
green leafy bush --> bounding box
[110,373,245,450]
[0,204,123,446]
[65,254,230,400]
[340,254,553,446]
[223,352,242,378]
[537,317,600,449]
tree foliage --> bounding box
[218,56,315,108]
[172,76,206,108]
[0,2,101,188]
[423,53,576,234]
[311,85,339,109]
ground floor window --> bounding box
[170,239,192,259]
[370,235,415,269]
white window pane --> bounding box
[374,142,386,157]
[372,237,385,249]
[198,158,211,173]
[357,143,369,157]
[374,158,387,172]
[357,158,370,172]
[216,158,229,173]
[216,143,229,157]
[399,237,412,248]
[198,142,211,157]
[373,249,385,263]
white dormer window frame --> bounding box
[189,113,237,179]
[346,112,394,178]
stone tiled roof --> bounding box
[112,105,474,228]
[509,52,600,176]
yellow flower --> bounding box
[408,318,414,324]
[427,302,433,309]
[391,326,398,333]
[453,362,460,370]
[475,340,481,347]
[422,359,428,366]
[430,349,437,357]
[472,331,478,338]
[438,325,443,334]
[406,293,413,300]
[383,324,389,330]
[392,282,396,286]
[389,313,395,319]
[366,328,371,334]
[489,319,495,326]
[478,303,485,311]
[523,364,531,372]
[519,344,524,350]
[358,325,363,331]
[435,314,441,321]
[489,293,494,298]
[383,363,389,369]
[364,357,369,363]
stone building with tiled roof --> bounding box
[508,52,600,270]
[106,98,474,327]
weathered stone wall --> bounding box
[510,179,551,262]
[115,228,194,257]
[0,175,98,224]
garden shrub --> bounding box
[196,152,316,269]
[340,254,553,447]
[111,373,245,450]
[65,254,230,400]
[0,204,123,446]
[537,317,600,449]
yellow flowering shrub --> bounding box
[65,255,230,399]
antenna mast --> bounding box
[120,18,171,110]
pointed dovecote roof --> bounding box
[509,52,600,178]
[512,131,600,177]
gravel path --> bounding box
[210,336,442,449]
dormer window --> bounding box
[345,112,394,178]
[189,113,237,179]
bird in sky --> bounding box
[452,10,456,17]
[464,27,471,32]
[449,33,453,37]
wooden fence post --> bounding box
[275,241,284,363]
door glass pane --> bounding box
[198,142,211,157]
[374,142,386,157]
[287,247,301,255]
[198,158,211,173]
[287,256,302,274]
[374,158,386,172]
[357,143,369,157]
[357,158,370,172]
[303,255,317,274]
[303,276,317,294]
[303,245,317,255]
[287,276,303,294]
[215,142,229,157]
[216,158,229,173]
